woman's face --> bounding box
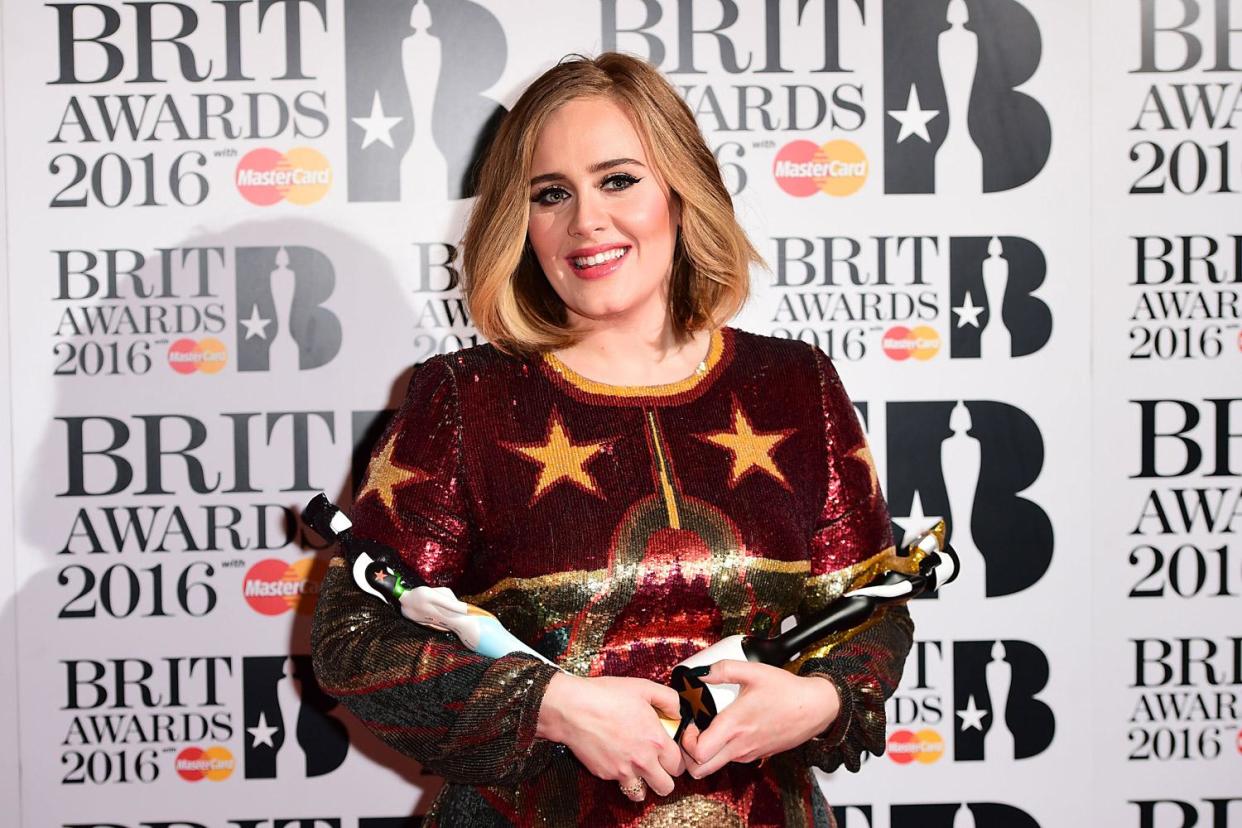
[526,96,680,330]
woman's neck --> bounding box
[552,320,715,388]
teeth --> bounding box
[574,248,627,268]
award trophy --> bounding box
[304,494,958,743]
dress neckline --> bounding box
[541,327,729,402]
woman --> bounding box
[311,52,913,827]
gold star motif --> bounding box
[850,442,881,497]
[501,407,611,504]
[357,432,430,514]
[695,396,793,490]
[679,675,711,719]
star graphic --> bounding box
[849,442,881,498]
[678,675,710,719]
[695,396,793,490]
[888,84,940,143]
[892,489,945,550]
[247,711,279,749]
[501,407,611,504]
[357,432,430,513]
[352,90,403,150]
[240,305,272,340]
[954,292,985,328]
[956,694,989,732]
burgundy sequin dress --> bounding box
[311,326,914,827]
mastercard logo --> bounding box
[175,745,234,781]
[773,139,868,197]
[882,325,941,361]
[236,147,332,206]
[243,557,319,616]
[887,728,944,764]
[167,338,227,374]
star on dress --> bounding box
[502,407,612,504]
[357,432,430,513]
[696,396,793,490]
[849,442,881,497]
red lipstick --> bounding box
[565,243,630,280]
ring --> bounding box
[619,779,646,799]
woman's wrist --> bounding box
[803,673,843,735]
[535,671,580,742]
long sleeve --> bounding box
[791,346,915,774]
[309,357,561,786]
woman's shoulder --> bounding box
[725,326,822,378]
[415,339,532,382]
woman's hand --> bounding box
[536,672,685,799]
[680,660,841,778]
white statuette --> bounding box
[269,247,299,373]
[980,237,1012,357]
[983,640,1015,759]
[399,0,450,203]
[935,0,985,194]
[398,585,470,635]
[942,402,985,600]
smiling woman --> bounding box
[310,52,914,828]
[461,52,759,359]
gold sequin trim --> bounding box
[461,556,810,606]
[542,328,724,398]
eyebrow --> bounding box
[529,157,646,187]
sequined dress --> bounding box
[311,326,914,827]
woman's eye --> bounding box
[603,173,641,191]
[532,186,569,206]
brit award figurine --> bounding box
[302,493,553,665]
[304,494,957,744]
[667,520,958,738]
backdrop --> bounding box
[1,1,1239,826]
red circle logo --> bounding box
[882,326,940,361]
[887,729,917,764]
[167,338,227,374]
[243,558,317,615]
[773,139,868,197]
[236,147,331,206]
[175,746,234,781]
[886,728,944,764]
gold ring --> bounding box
[619,779,646,798]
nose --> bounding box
[568,187,608,239]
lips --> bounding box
[566,244,630,280]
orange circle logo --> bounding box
[882,325,940,361]
[236,147,331,206]
[773,139,868,197]
[167,338,228,374]
[175,745,234,781]
[887,728,944,764]
[243,558,317,615]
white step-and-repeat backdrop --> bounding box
[0,1,1238,826]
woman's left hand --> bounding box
[680,660,841,778]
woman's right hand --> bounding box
[536,672,685,798]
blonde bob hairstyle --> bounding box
[460,52,761,357]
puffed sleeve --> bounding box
[790,346,915,773]
[310,356,561,785]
